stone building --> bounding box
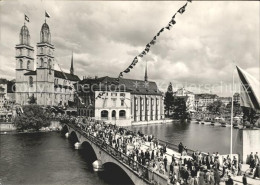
[15,21,80,106]
[173,88,195,112]
[76,75,165,126]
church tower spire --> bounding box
[144,61,148,81]
[70,51,74,75]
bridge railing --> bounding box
[156,139,195,157]
[66,122,168,184]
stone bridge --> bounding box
[61,122,167,185]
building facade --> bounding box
[15,22,80,106]
[195,93,218,111]
[76,76,165,126]
[0,79,15,120]
[173,88,195,112]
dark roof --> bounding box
[0,78,8,84]
[54,70,80,81]
[24,71,36,75]
[79,76,162,95]
[195,93,218,99]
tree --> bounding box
[13,104,51,131]
[172,97,189,120]
[207,100,224,115]
[28,94,37,104]
[226,101,242,116]
[164,82,174,117]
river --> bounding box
[0,121,238,185]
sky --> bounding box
[0,0,259,96]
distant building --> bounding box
[76,76,165,126]
[195,93,218,111]
[233,93,240,104]
[15,21,80,106]
[173,88,195,112]
[217,97,232,106]
[0,79,15,120]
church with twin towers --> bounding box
[15,18,80,106]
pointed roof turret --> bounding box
[70,51,74,75]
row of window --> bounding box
[19,60,31,69]
[101,110,126,118]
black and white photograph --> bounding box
[0,0,259,185]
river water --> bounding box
[0,121,238,185]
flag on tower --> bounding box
[25,14,30,22]
[45,11,50,18]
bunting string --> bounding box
[116,0,192,83]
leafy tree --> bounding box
[226,101,242,116]
[28,94,37,104]
[164,82,174,117]
[13,104,51,131]
[207,100,224,115]
[172,97,189,120]
[242,107,258,125]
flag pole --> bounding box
[230,64,235,166]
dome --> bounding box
[20,25,30,45]
[40,22,51,43]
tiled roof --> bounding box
[24,71,36,75]
[79,76,162,95]
[54,70,80,81]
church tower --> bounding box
[70,51,74,75]
[15,24,34,105]
[144,61,148,81]
[36,21,55,105]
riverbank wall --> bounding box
[0,120,61,132]
[131,118,173,126]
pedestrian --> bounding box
[170,162,174,174]
[242,174,247,185]
[214,168,220,185]
[253,163,260,179]
[225,175,234,185]
[164,156,168,172]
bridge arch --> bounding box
[102,162,134,185]
[80,141,98,164]
[69,131,79,144]
[61,125,69,136]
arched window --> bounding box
[40,47,43,54]
[19,60,23,69]
[27,61,30,69]
[119,110,126,118]
[40,58,44,67]
[101,110,108,119]
[48,59,51,74]
[29,76,33,87]
[112,110,116,118]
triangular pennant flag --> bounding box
[171,19,176,25]
[187,0,192,3]
[124,68,130,73]
[172,13,177,19]
[159,28,164,33]
[139,54,144,57]
[142,51,146,55]
[178,3,187,14]
[150,40,156,45]
[145,48,150,52]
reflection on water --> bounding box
[0,132,133,185]
[130,121,239,154]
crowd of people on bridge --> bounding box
[60,115,259,185]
